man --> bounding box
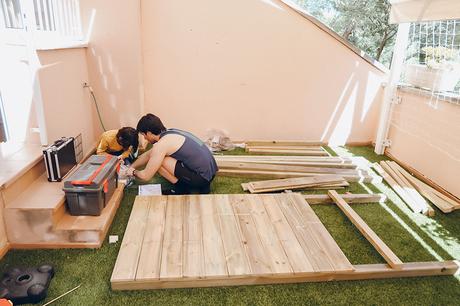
[126,113,218,194]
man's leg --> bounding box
[157,156,179,184]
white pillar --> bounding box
[374,23,410,155]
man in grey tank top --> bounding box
[126,114,218,194]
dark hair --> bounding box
[136,113,166,135]
[116,127,139,152]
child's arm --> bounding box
[96,137,109,155]
[119,147,132,160]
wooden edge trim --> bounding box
[111,261,458,290]
[0,243,10,260]
[304,193,386,205]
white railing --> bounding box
[1,0,83,45]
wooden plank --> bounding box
[215,155,352,163]
[389,161,459,212]
[372,163,424,213]
[159,196,183,280]
[200,195,228,278]
[136,196,167,280]
[380,161,432,216]
[182,195,204,278]
[247,195,293,274]
[245,140,326,147]
[111,196,151,282]
[218,169,379,183]
[246,145,324,151]
[288,193,353,272]
[231,194,272,275]
[261,195,314,273]
[218,161,360,175]
[111,260,458,290]
[328,191,403,270]
[215,194,252,276]
[247,148,329,156]
[216,158,357,169]
[304,193,386,205]
[385,151,460,205]
[249,175,345,191]
[275,194,334,271]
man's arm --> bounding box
[130,148,152,169]
[130,144,166,181]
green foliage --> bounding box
[294,0,397,67]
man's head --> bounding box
[136,113,166,143]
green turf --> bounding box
[1,146,459,305]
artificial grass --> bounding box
[1,146,459,305]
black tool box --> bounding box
[43,137,77,182]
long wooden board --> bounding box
[328,191,403,270]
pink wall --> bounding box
[140,0,386,144]
[78,0,144,130]
[387,89,460,198]
[36,48,99,156]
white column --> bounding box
[374,23,410,155]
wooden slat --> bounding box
[215,155,352,163]
[231,194,272,275]
[328,191,403,270]
[247,175,345,193]
[159,196,183,280]
[200,195,228,278]
[182,195,204,278]
[112,261,459,290]
[275,194,334,271]
[288,193,353,272]
[372,163,424,213]
[218,169,378,183]
[246,145,324,151]
[111,197,151,282]
[136,196,167,280]
[218,161,358,176]
[247,195,293,274]
[215,194,251,276]
[390,162,458,213]
[244,140,326,147]
[247,148,329,156]
[261,195,314,273]
[380,161,432,216]
[217,159,357,169]
[304,193,386,205]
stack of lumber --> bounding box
[374,161,460,214]
[244,141,330,156]
[215,155,380,183]
[241,175,349,193]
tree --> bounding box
[294,0,397,67]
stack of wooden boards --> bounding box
[373,161,460,215]
[215,155,380,183]
[241,175,349,193]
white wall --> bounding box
[79,0,144,131]
[36,48,98,156]
[140,0,386,144]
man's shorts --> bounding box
[174,161,209,188]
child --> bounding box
[96,127,139,163]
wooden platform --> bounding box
[112,193,351,289]
[111,193,458,290]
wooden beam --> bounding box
[216,159,357,169]
[111,261,458,290]
[328,191,404,270]
[304,193,386,205]
[244,140,326,147]
[246,148,329,156]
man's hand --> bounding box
[126,167,136,177]
[117,155,124,161]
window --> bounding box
[0,0,23,29]
[401,20,460,104]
